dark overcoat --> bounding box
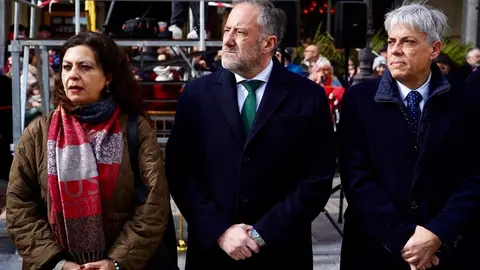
[166,59,336,270]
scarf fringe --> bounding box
[72,250,106,265]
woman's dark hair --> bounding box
[39,24,53,33]
[433,52,458,75]
[433,52,457,69]
[54,32,143,113]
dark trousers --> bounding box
[170,1,207,29]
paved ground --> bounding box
[0,177,345,269]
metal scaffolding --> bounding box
[9,0,222,151]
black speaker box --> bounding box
[334,1,367,49]
[274,1,300,47]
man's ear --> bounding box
[264,36,278,54]
[431,40,443,60]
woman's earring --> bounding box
[105,84,111,93]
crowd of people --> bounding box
[4,17,480,129]
[3,0,480,270]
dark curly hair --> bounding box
[54,32,143,113]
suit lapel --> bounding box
[245,61,287,146]
[214,69,244,142]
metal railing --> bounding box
[9,0,220,150]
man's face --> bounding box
[18,30,26,39]
[39,30,51,39]
[387,24,441,85]
[303,45,318,62]
[467,50,480,67]
[221,3,263,75]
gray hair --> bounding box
[467,48,480,59]
[232,0,287,50]
[384,1,448,43]
[313,57,332,70]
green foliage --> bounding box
[312,24,345,64]
[442,38,472,66]
[371,29,387,54]
[293,23,356,75]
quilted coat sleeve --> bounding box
[7,118,65,270]
[107,115,169,269]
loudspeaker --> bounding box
[334,1,367,49]
[274,1,300,47]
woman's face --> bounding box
[348,60,355,74]
[316,66,332,78]
[376,64,386,76]
[436,62,450,75]
[61,45,109,106]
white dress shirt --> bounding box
[234,60,274,113]
[396,72,431,111]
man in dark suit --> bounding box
[465,67,480,90]
[339,3,480,270]
[165,0,336,269]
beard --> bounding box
[222,42,262,75]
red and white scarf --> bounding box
[47,105,123,264]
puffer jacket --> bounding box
[6,111,170,270]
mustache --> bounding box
[222,47,238,53]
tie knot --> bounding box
[241,80,263,93]
[406,91,423,105]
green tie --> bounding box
[241,80,263,136]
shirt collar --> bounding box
[234,60,273,84]
[397,72,431,102]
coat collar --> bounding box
[374,64,451,103]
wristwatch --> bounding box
[249,228,266,247]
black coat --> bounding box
[339,65,480,270]
[0,75,12,180]
[166,60,336,270]
[465,68,480,90]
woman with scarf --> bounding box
[6,32,170,270]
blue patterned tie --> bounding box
[406,91,423,140]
